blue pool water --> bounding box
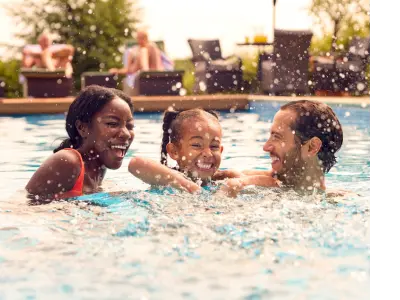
[0,100,369,299]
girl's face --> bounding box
[167,117,223,181]
[80,97,135,169]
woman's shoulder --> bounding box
[46,149,83,170]
[26,149,83,195]
[29,149,83,180]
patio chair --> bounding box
[335,36,370,94]
[260,30,313,95]
[310,36,370,95]
[187,39,243,94]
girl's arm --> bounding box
[128,157,201,193]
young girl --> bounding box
[128,108,241,192]
[26,85,135,200]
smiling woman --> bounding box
[25,85,134,200]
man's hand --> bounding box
[218,178,244,198]
[109,68,119,74]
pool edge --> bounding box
[0,94,370,115]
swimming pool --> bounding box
[0,100,369,299]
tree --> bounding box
[309,0,370,53]
[5,0,140,90]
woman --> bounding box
[26,85,135,200]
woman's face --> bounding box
[82,97,134,169]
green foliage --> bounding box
[241,54,259,92]
[173,59,195,95]
[0,60,23,98]
[310,21,370,56]
[309,0,369,51]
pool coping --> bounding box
[0,94,370,115]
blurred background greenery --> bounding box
[0,0,369,98]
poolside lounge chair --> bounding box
[20,44,74,98]
[260,30,313,95]
[131,71,185,96]
[122,41,183,96]
[20,68,73,98]
[188,39,243,94]
[81,72,119,89]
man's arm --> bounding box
[218,175,279,198]
[212,169,243,181]
[51,45,74,59]
[41,48,55,71]
[242,169,272,176]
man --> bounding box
[22,32,74,77]
[109,29,166,95]
[109,29,164,75]
[221,100,343,196]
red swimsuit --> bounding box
[59,148,85,198]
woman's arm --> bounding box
[128,157,201,193]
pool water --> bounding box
[0,101,369,299]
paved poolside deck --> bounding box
[0,94,370,115]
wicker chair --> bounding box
[260,30,313,95]
[188,39,243,94]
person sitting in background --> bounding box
[22,32,74,77]
[109,29,171,95]
[109,30,164,76]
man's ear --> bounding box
[166,143,179,160]
[307,137,322,157]
[75,120,89,139]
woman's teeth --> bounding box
[111,145,128,150]
[271,156,280,162]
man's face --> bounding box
[263,109,306,182]
[38,35,51,50]
[137,32,148,47]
